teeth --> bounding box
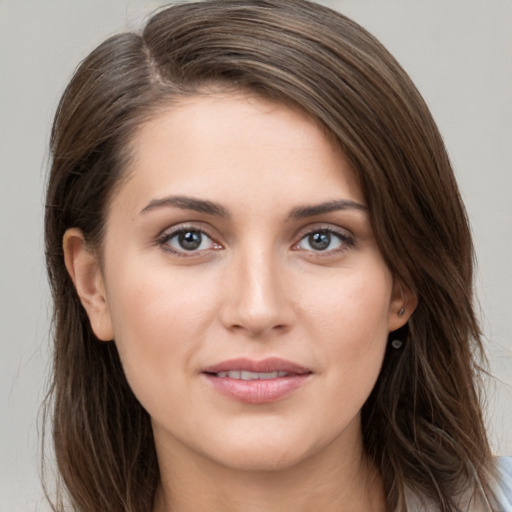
[216,370,289,380]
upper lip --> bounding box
[202,357,311,375]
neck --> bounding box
[152,427,387,512]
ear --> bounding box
[63,228,114,341]
[388,278,417,332]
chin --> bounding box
[202,431,320,473]
[216,448,309,473]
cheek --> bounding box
[299,264,392,396]
[104,262,221,402]
[302,263,392,344]
[107,257,220,337]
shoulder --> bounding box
[495,456,512,510]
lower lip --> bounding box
[203,374,311,404]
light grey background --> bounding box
[1,1,511,510]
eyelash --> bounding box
[157,225,221,257]
[292,227,354,258]
[156,225,354,258]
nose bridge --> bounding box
[221,238,291,336]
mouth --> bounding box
[201,358,312,404]
[211,370,291,380]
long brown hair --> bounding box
[44,1,498,510]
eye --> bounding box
[295,228,353,253]
[159,227,221,255]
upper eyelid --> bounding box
[293,223,354,240]
[157,222,217,240]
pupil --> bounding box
[309,231,330,250]
[179,231,202,250]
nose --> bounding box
[219,243,294,338]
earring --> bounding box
[391,339,403,349]
[398,307,405,317]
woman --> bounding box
[43,0,511,510]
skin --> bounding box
[64,92,416,512]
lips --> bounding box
[203,357,311,375]
[202,357,312,404]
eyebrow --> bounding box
[287,199,368,220]
[140,195,230,217]
[140,195,367,219]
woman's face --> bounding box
[70,93,411,472]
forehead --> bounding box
[114,92,365,214]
